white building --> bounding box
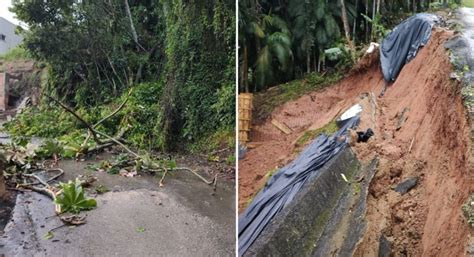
[0,17,23,55]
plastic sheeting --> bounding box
[380,13,438,82]
[340,104,362,121]
[238,116,360,255]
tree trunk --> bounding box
[353,0,359,45]
[243,46,249,93]
[340,0,355,52]
[124,0,140,48]
[365,0,369,42]
[313,51,317,72]
[306,50,311,74]
[371,0,377,40]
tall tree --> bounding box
[340,0,355,53]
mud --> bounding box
[239,29,472,255]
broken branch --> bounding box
[21,168,64,186]
[44,94,102,144]
[94,130,140,158]
[170,167,216,186]
[159,168,168,187]
[93,88,133,128]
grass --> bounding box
[463,0,474,7]
[191,128,234,151]
[462,194,474,227]
[253,71,343,122]
[0,46,31,61]
[244,167,279,208]
[293,120,339,153]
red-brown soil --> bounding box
[238,29,473,256]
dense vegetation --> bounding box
[9,0,235,151]
[239,0,462,92]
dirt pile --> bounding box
[239,29,472,255]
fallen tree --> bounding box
[44,92,218,189]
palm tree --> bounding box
[239,0,264,92]
[254,14,293,90]
[340,0,355,53]
[289,0,344,73]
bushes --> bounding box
[10,1,235,151]
[4,82,168,152]
[0,46,31,61]
[4,107,76,138]
[119,82,164,150]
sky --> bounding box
[0,1,20,25]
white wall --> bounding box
[0,17,23,55]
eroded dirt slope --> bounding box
[239,29,473,256]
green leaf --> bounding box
[44,231,54,240]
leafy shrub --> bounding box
[3,107,77,138]
[0,46,31,61]
[4,77,234,153]
[55,179,97,214]
[115,82,165,150]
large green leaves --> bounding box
[287,0,343,70]
[253,14,293,89]
[55,179,97,214]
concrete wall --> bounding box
[0,17,23,55]
[245,148,362,257]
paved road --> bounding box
[445,8,474,111]
[0,161,235,256]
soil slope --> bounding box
[239,29,472,256]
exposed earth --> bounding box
[239,19,473,257]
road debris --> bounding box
[271,119,292,134]
[394,177,419,195]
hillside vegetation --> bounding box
[239,0,462,93]
[7,0,235,152]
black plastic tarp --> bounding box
[380,13,438,82]
[238,116,360,255]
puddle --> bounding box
[0,194,15,232]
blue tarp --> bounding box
[380,13,438,81]
[238,116,360,255]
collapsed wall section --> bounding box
[244,147,379,257]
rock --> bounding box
[395,177,419,195]
[450,72,461,81]
[444,35,468,49]
[401,200,417,211]
[408,229,421,240]
[389,167,402,179]
[393,210,405,223]
[378,234,392,257]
